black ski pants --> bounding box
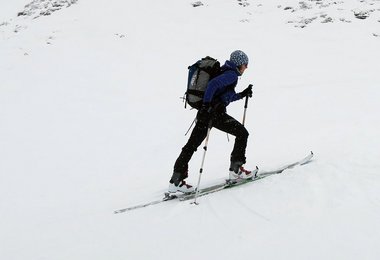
[171,111,249,184]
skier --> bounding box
[169,50,254,193]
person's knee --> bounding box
[182,145,197,154]
[240,127,249,140]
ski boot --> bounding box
[228,161,256,183]
[168,180,194,193]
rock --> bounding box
[354,10,370,19]
[191,1,203,7]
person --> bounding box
[169,50,254,193]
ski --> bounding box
[180,151,314,201]
[114,194,175,214]
[114,151,313,213]
[113,183,225,214]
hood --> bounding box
[222,60,241,76]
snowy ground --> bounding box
[1,0,380,259]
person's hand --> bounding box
[239,85,253,98]
[213,102,226,114]
[197,103,212,124]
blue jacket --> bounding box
[203,60,242,107]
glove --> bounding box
[239,85,253,98]
[213,102,226,114]
[197,103,212,124]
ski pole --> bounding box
[192,120,212,205]
[242,84,253,126]
[185,117,196,136]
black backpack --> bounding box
[185,56,221,109]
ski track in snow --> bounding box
[228,191,272,221]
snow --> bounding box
[1,0,380,259]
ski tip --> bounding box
[299,151,314,166]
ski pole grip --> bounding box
[207,119,213,129]
[242,84,252,125]
[245,84,253,108]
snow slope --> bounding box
[1,0,380,259]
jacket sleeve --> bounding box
[203,71,238,103]
[230,92,242,102]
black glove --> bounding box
[197,103,212,124]
[239,85,253,98]
[213,102,226,114]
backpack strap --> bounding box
[186,89,204,98]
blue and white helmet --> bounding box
[230,50,249,67]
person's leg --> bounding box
[170,120,209,185]
[213,113,249,165]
